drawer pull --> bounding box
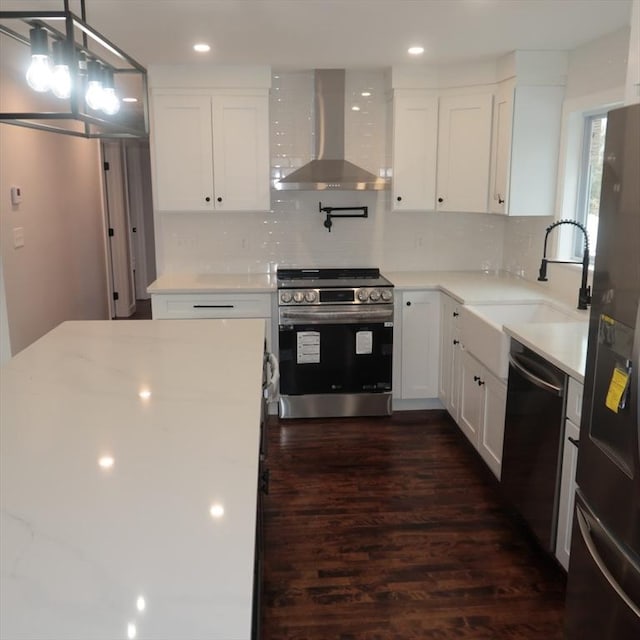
[193,304,235,309]
[568,436,580,448]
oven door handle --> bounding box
[279,306,394,324]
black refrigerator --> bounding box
[565,103,640,638]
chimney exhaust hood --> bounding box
[276,69,388,191]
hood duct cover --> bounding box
[277,69,388,191]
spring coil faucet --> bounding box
[538,219,592,310]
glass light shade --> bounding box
[101,88,120,115]
[85,80,104,110]
[26,55,52,92]
[51,64,72,99]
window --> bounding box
[574,113,607,258]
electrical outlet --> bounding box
[13,227,25,248]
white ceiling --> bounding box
[1,0,634,69]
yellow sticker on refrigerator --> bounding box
[605,367,630,413]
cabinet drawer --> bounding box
[152,293,272,319]
[566,378,584,426]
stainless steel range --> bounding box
[276,268,394,419]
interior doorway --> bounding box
[101,140,156,318]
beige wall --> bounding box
[0,118,109,356]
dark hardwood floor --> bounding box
[261,410,566,639]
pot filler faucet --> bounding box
[538,219,592,310]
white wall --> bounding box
[0,83,110,355]
[154,69,505,276]
[502,27,629,306]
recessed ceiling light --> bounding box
[408,46,425,56]
[122,97,138,103]
[193,43,210,53]
[210,503,225,518]
[98,455,114,470]
[351,105,361,112]
[361,91,371,97]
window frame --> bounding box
[573,112,608,260]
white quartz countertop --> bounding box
[0,319,265,640]
[148,272,276,294]
[387,270,558,304]
[503,321,589,383]
[147,269,590,379]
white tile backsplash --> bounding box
[157,69,506,276]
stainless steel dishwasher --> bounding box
[501,340,568,553]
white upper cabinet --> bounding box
[152,92,270,212]
[391,91,438,211]
[489,79,565,216]
[436,93,493,213]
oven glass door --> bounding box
[278,321,393,395]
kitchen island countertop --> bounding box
[0,319,265,640]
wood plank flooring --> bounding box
[261,410,566,639]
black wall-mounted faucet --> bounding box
[538,219,592,310]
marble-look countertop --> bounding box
[503,321,589,383]
[0,319,265,640]
[147,269,590,379]
[148,272,276,294]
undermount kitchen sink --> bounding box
[460,301,582,379]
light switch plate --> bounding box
[13,227,25,248]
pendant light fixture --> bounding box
[84,59,104,110]
[25,26,52,92]
[0,0,148,138]
[51,39,72,99]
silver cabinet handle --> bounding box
[508,354,563,396]
[576,503,640,619]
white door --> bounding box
[436,93,493,213]
[401,291,440,399]
[459,350,483,446]
[152,95,214,211]
[102,142,135,318]
[211,95,270,211]
[478,370,507,479]
[392,92,438,211]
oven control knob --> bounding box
[369,289,381,302]
[280,291,292,304]
[304,290,317,303]
[293,291,305,303]
[381,289,393,302]
[357,289,369,302]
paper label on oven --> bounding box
[297,331,320,364]
[356,330,373,355]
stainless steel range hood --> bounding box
[277,69,388,191]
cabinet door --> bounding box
[211,95,270,211]
[489,80,514,214]
[436,94,493,213]
[392,92,438,211]
[438,294,461,421]
[459,350,483,446]
[478,368,507,479]
[449,323,463,423]
[438,295,453,403]
[401,291,441,399]
[556,418,580,570]
[152,95,214,211]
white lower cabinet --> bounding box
[438,294,462,422]
[556,377,583,570]
[396,290,441,400]
[151,292,273,350]
[459,349,507,479]
[556,418,580,570]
